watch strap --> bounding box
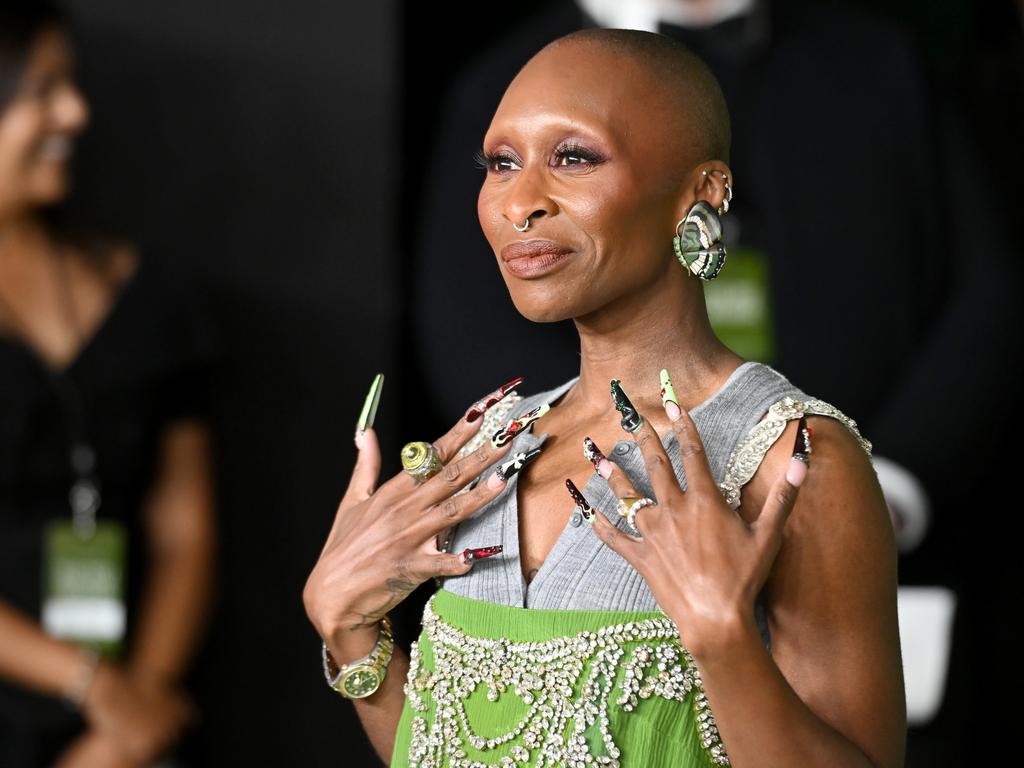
[322,615,394,699]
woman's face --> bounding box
[0,25,89,217]
[477,43,692,323]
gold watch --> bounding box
[322,615,394,699]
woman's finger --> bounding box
[752,417,810,552]
[591,503,644,549]
[662,375,718,496]
[340,425,382,507]
[599,436,641,501]
[412,451,525,538]
[621,400,680,500]
[570,478,644,555]
[415,437,516,508]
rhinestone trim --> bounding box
[718,396,873,511]
[402,593,730,767]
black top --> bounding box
[0,254,216,766]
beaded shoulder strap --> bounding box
[718,396,872,511]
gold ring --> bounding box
[617,496,656,534]
[401,441,443,483]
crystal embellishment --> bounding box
[718,396,872,511]
[402,594,731,767]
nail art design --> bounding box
[490,402,550,448]
[495,446,542,481]
[610,379,644,433]
[462,545,503,563]
[356,373,384,433]
[565,478,596,522]
[659,369,679,408]
[792,416,813,464]
[464,376,524,422]
[582,436,607,469]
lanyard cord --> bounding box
[0,242,101,536]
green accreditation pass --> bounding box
[42,520,127,657]
[703,243,775,364]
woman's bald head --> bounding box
[536,28,731,168]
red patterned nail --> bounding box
[462,545,503,563]
[565,479,595,521]
[464,377,524,422]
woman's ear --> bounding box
[685,162,733,216]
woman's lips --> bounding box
[500,240,575,279]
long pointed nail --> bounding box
[660,369,681,422]
[462,545,503,564]
[792,416,812,463]
[565,478,596,522]
[356,373,385,433]
[495,446,542,482]
[787,416,812,486]
[583,437,613,479]
[464,377,524,422]
[491,403,550,448]
[610,379,644,433]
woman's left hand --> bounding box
[585,391,809,658]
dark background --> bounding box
[55,0,1018,764]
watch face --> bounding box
[342,667,382,698]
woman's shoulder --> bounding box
[719,362,874,511]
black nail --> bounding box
[610,379,644,433]
[792,416,812,464]
[495,447,542,481]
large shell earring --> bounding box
[672,200,727,281]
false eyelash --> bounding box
[472,143,604,172]
[473,147,502,170]
[554,141,604,165]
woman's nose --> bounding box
[503,163,556,229]
[52,81,90,131]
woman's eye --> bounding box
[473,149,519,173]
[555,146,603,168]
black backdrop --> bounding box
[64,2,401,764]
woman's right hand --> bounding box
[303,407,515,658]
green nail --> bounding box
[357,373,384,432]
[659,369,678,407]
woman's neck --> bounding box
[0,212,48,260]
[565,264,743,418]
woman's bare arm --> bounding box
[329,625,411,765]
[692,416,906,768]
[0,599,90,697]
[590,401,906,768]
[125,420,215,685]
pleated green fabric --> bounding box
[390,588,727,768]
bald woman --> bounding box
[305,29,905,768]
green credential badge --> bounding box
[703,243,775,364]
[42,520,127,657]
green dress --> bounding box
[390,588,730,767]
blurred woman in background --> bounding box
[0,4,216,767]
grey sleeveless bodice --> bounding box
[440,361,872,655]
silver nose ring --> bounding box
[512,218,531,232]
